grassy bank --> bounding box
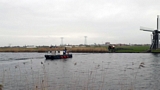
[114,46,150,53]
[114,45,160,53]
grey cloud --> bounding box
[0,0,159,46]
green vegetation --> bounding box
[114,45,160,53]
[151,48,160,53]
[114,46,150,53]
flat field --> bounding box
[115,46,150,53]
[115,45,160,53]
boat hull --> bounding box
[45,54,72,60]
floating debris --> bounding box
[140,62,145,65]
[139,62,145,69]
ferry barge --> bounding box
[45,50,72,60]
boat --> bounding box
[45,50,72,60]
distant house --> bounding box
[105,42,110,46]
[26,45,37,48]
[64,45,72,48]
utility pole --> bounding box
[84,36,87,45]
[61,37,63,46]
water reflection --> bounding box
[151,53,160,57]
[148,53,160,89]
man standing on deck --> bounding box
[63,47,67,55]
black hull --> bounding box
[45,54,72,60]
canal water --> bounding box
[0,53,160,90]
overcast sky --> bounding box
[0,0,160,46]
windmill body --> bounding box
[150,30,160,49]
[140,15,160,50]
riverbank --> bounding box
[0,47,108,53]
[0,46,160,53]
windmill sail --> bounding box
[140,29,154,32]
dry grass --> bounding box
[0,84,3,90]
[0,47,108,53]
[69,47,108,53]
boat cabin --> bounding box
[45,50,72,60]
[47,51,67,55]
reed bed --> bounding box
[0,47,108,53]
[68,47,108,53]
[0,47,51,52]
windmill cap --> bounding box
[157,15,159,18]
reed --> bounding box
[0,47,108,53]
[0,84,3,90]
[0,59,148,90]
[69,47,108,53]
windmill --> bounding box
[140,15,160,50]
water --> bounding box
[0,53,160,90]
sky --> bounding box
[0,0,160,46]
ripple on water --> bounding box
[0,53,160,90]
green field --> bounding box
[114,46,150,53]
[113,45,160,53]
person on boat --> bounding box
[63,47,67,55]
